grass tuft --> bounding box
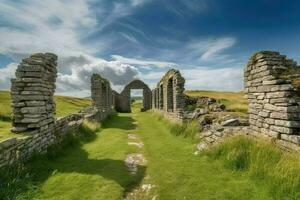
[152,111,200,142]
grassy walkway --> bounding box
[3,104,276,200]
[134,111,271,200]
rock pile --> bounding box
[245,51,300,146]
[11,53,57,133]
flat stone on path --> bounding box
[125,153,147,174]
[128,142,144,148]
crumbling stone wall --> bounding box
[152,69,185,121]
[11,53,57,133]
[91,74,114,120]
[151,88,159,109]
[0,108,98,168]
[245,51,300,150]
[116,79,152,112]
[0,53,111,169]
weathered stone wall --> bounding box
[0,108,98,168]
[116,79,152,112]
[0,53,112,169]
[245,51,300,151]
[152,69,185,121]
[91,74,114,120]
[11,53,57,133]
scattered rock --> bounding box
[197,143,208,151]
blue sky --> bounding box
[1,0,300,96]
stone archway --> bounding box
[117,79,152,112]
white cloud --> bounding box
[0,1,243,96]
[187,37,236,61]
[0,63,18,90]
[56,56,139,96]
[182,67,243,91]
[130,0,149,7]
[0,0,97,59]
[0,0,143,96]
[112,55,177,68]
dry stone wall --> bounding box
[0,53,112,169]
[152,69,185,122]
[245,51,300,151]
[91,74,114,120]
[11,53,57,133]
[0,109,98,168]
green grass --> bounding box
[186,90,248,114]
[0,91,91,141]
[1,102,299,199]
[0,118,144,200]
[206,136,300,200]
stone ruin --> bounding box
[0,53,115,168]
[1,51,300,169]
[115,79,152,112]
[151,69,186,121]
[11,53,58,133]
[245,51,300,150]
[91,74,114,120]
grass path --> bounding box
[133,111,272,200]
[6,104,274,200]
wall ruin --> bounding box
[245,51,300,150]
[115,79,152,112]
[11,53,57,133]
[91,74,114,120]
[0,53,113,168]
[152,69,185,121]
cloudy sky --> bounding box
[1,0,300,97]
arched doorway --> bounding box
[116,79,152,112]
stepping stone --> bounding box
[125,153,147,174]
[128,141,144,148]
[123,183,157,200]
[128,134,139,140]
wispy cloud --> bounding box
[0,0,244,96]
[111,55,178,68]
[0,0,97,59]
[187,37,237,61]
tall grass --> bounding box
[205,136,300,200]
[152,111,199,142]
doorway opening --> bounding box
[130,89,143,112]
